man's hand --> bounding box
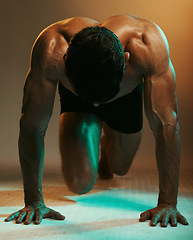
[5,202,65,225]
[139,203,188,227]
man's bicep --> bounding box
[21,70,57,130]
[21,31,59,133]
[144,61,178,133]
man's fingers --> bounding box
[16,212,27,224]
[170,215,177,227]
[139,211,151,222]
[5,206,65,225]
[24,210,35,225]
[34,210,43,225]
[49,210,65,220]
[5,211,21,222]
[56,213,65,220]
[44,209,65,220]
[52,210,65,220]
[161,213,169,227]
[177,213,189,225]
[150,215,161,227]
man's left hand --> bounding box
[139,203,189,227]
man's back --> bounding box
[32,15,168,101]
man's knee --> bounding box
[65,171,97,195]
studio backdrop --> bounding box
[0,0,192,171]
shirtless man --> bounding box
[5,15,188,227]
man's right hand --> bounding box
[5,202,65,225]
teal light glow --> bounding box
[77,118,101,173]
[67,189,155,211]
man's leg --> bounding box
[59,112,102,194]
[99,123,142,178]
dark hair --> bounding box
[64,26,125,103]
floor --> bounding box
[0,166,193,240]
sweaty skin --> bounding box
[5,15,188,227]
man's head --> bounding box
[64,26,125,103]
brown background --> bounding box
[0,0,192,172]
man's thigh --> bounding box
[102,122,142,175]
[59,112,102,194]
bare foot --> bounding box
[98,151,113,179]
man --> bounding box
[5,15,188,227]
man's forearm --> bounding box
[155,121,181,207]
[19,117,45,205]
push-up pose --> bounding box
[5,15,188,227]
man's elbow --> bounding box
[150,110,180,137]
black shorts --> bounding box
[58,81,143,134]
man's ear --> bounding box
[124,52,130,63]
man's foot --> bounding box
[98,151,113,179]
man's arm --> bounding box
[5,33,65,224]
[144,62,180,207]
[141,62,188,227]
[139,24,188,227]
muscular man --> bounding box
[5,15,188,227]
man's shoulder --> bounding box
[108,14,169,53]
[142,21,170,75]
[29,24,67,80]
[32,16,100,52]
[104,15,170,75]
[29,17,99,80]
[119,15,170,75]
